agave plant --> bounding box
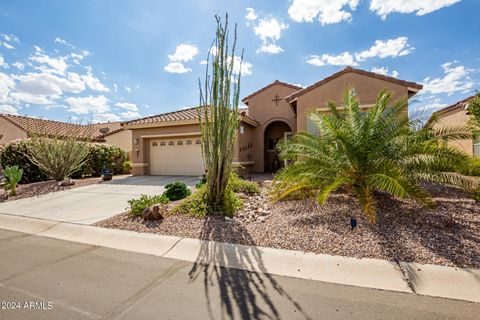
[275,88,476,223]
[3,165,23,196]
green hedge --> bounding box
[1,139,128,183]
[0,140,47,183]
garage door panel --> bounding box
[149,138,204,176]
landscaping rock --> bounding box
[143,204,166,221]
[415,212,454,229]
[58,179,75,187]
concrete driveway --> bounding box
[0,176,199,225]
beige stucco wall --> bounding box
[295,73,410,131]
[0,118,27,146]
[246,83,299,172]
[104,129,133,156]
[432,108,473,155]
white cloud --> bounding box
[200,60,208,65]
[12,62,24,70]
[65,95,110,114]
[124,85,131,92]
[2,34,19,43]
[307,52,358,66]
[0,54,6,68]
[70,51,89,64]
[422,61,474,95]
[81,71,109,92]
[34,45,43,53]
[29,53,68,75]
[371,66,399,78]
[257,44,284,54]
[0,104,18,115]
[164,62,192,74]
[92,113,121,123]
[119,111,140,119]
[0,73,14,103]
[233,56,253,76]
[2,42,14,50]
[245,8,258,21]
[115,102,138,111]
[254,18,288,43]
[168,44,199,62]
[288,0,359,25]
[113,83,118,92]
[356,37,414,61]
[370,0,461,19]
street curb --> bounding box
[0,213,479,303]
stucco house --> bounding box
[124,67,422,176]
[427,95,477,156]
[0,114,133,156]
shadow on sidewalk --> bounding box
[188,216,312,320]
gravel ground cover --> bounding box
[95,181,480,268]
[0,177,101,202]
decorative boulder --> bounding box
[58,179,75,187]
[143,204,166,221]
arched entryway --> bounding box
[264,121,292,172]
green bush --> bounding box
[127,194,169,216]
[79,144,128,176]
[0,140,47,183]
[173,185,242,218]
[1,140,127,182]
[162,181,191,201]
[3,165,23,196]
[228,173,260,195]
[195,175,207,189]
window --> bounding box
[195,140,201,145]
[169,141,174,146]
[160,141,166,146]
[474,135,480,157]
[239,125,245,135]
[177,141,183,145]
[186,140,192,145]
[152,141,158,147]
[307,114,320,136]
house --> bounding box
[0,114,133,156]
[427,95,477,156]
[123,67,422,176]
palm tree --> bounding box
[275,88,476,223]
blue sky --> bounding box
[0,0,478,123]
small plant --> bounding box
[228,173,260,195]
[173,185,242,218]
[3,165,23,196]
[162,181,192,201]
[195,175,207,189]
[127,194,169,216]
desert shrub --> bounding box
[3,165,23,196]
[162,181,191,201]
[27,134,89,181]
[173,185,242,218]
[228,173,260,195]
[0,140,47,183]
[127,194,169,216]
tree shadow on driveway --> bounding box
[188,216,312,320]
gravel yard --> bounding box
[95,181,480,269]
[0,177,102,202]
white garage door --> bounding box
[149,137,205,176]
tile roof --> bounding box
[242,80,302,103]
[123,106,259,127]
[425,95,475,126]
[285,67,423,102]
[0,114,122,141]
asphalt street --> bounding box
[0,229,478,320]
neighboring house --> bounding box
[0,114,133,156]
[124,67,422,176]
[427,95,477,156]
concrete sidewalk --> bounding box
[0,213,479,304]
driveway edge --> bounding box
[0,213,478,303]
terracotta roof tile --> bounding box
[0,114,120,141]
[285,67,423,102]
